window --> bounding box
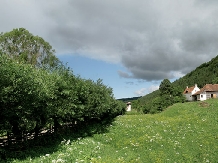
[201,95,203,98]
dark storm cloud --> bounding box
[1,0,218,81]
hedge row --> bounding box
[0,55,126,139]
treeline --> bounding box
[134,55,218,114]
[133,79,185,114]
[0,54,126,141]
[117,96,142,103]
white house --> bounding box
[183,84,200,101]
[126,102,131,111]
[193,84,218,101]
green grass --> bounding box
[5,99,218,162]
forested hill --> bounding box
[173,55,218,89]
[117,96,142,102]
[139,55,218,104]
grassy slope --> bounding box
[10,99,218,163]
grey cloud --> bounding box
[118,0,218,80]
[117,70,132,78]
[1,0,218,81]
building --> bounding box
[126,102,131,111]
[193,84,218,101]
[183,84,200,101]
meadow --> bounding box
[6,99,218,163]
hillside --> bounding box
[173,55,218,88]
[139,55,218,105]
[8,99,218,162]
[117,96,142,102]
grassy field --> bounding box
[6,99,218,163]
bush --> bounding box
[0,54,125,140]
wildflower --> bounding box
[56,158,65,162]
[61,138,66,144]
[66,139,70,145]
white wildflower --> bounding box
[66,139,70,145]
[56,158,65,162]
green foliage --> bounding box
[0,54,125,140]
[0,28,60,68]
[159,79,172,96]
[0,55,56,136]
[212,77,218,84]
[138,90,160,106]
[138,79,185,114]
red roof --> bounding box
[183,86,195,94]
[193,84,218,95]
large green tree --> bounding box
[159,79,172,96]
[0,28,60,67]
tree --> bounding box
[212,77,218,84]
[171,86,186,103]
[0,28,60,68]
[159,79,172,96]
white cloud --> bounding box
[134,88,147,97]
[147,85,159,93]
[134,85,159,96]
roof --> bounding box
[183,86,195,94]
[193,84,218,95]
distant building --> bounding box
[183,84,218,101]
[126,102,131,111]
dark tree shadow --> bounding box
[0,117,115,162]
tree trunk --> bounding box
[53,117,60,133]
[34,122,40,140]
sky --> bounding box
[1,0,218,99]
